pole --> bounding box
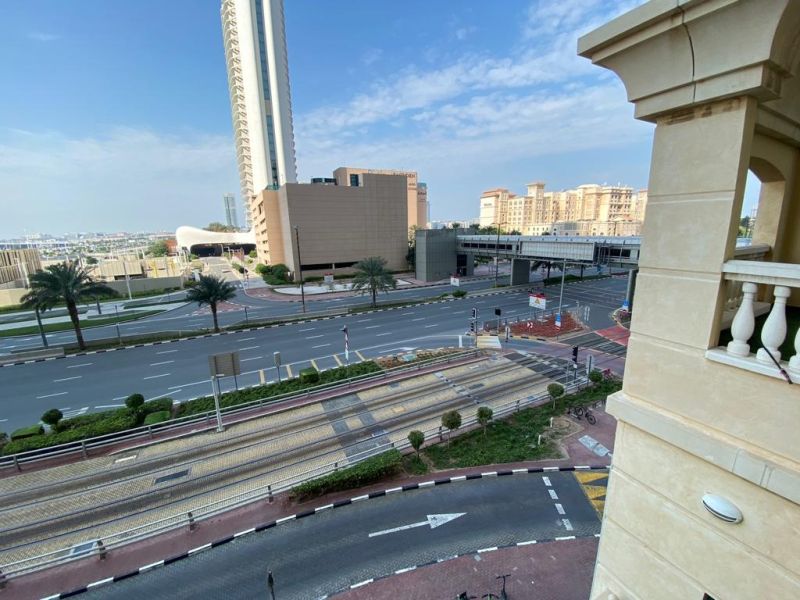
[342,325,350,366]
[267,571,275,600]
[114,305,122,345]
[294,226,306,313]
[211,376,224,432]
[122,260,133,300]
[35,307,48,348]
[244,306,249,325]
[494,224,500,287]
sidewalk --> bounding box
[6,399,616,600]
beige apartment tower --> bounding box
[251,173,408,278]
[581,1,800,599]
[334,167,429,231]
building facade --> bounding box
[333,167,429,231]
[478,182,647,237]
[0,248,41,288]
[252,173,408,279]
[581,1,800,599]
[223,193,240,230]
[221,0,297,241]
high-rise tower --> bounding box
[223,193,239,230]
[221,0,297,255]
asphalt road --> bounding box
[0,277,627,432]
[83,472,601,600]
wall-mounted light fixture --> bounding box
[702,494,743,524]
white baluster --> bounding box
[756,285,790,364]
[727,282,757,357]
[789,326,800,375]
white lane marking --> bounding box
[542,476,552,486]
[306,334,324,340]
[156,349,178,355]
[95,404,125,409]
[149,360,174,366]
[555,503,565,515]
[440,306,450,310]
[239,345,259,351]
[401,313,414,316]
[411,318,425,322]
[238,337,256,341]
[375,332,392,337]
[368,513,466,538]
[424,324,438,328]
[143,373,171,380]
[312,343,331,348]
[36,392,68,399]
[299,327,315,332]
[562,519,574,531]
[240,356,263,362]
[53,376,82,382]
[67,363,93,369]
[356,319,371,323]
[548,489,559,500]
[365,325,380,329]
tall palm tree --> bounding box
[22,262,117,350]
[185,274,237,332]
[351,257,397,307]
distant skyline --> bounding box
[0,0,758,238]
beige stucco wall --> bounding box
[0,288,26,308]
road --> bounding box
[0,277,627,432]
[82,472,601,600]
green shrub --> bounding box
[11,424,44,441]
[452,289,467,298]
[142,398,173,415]
[291,449,403,501]
[41,409,64,427]
[255,263,268,275]
[588,369,603,384]
[248,250,258,259]
[0,432,8,453]
[125,393,145,411]
[299,367,320,384]
[547,383,565,402]
[304,276,323,283]
[143,411,171,426]
[408,430,424,454]
[176,361,382,418]
[270,263,289,281]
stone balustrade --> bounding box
[706,260,800,382]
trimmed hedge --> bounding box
[176,361,382,418]
[2,398,174,456]
[299,367,319,384]
[11,424,44,441]
[291,449,403,501]
[143,411,171,426]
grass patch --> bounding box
[543,273,609,286]
[402,453,429,475]
[0,310,163,338]
[423,379,621,469]
[143,411,171,425]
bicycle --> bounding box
[568,406,596,425]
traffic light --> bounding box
[469,321,476,334]
[472,307,478,319]
[572,345,579,363]
[494,308,502,316]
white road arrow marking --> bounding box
[368,513,466,538]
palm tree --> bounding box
[22,262,117,351]
[351,257,397,307]
[185,274,237,332]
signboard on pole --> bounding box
[324,273,334,284]
[555,313,562,329]
[450,276,460,287]
[529,293,547,309]
[208,352,241,377]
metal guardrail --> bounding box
[0,375,588,578]
[0,350,484,472]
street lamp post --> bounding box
[114,304,122,345]
[341,325,350,366]
[294,226,306,313]
[556,258,567,334]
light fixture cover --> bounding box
[702,494,743,524]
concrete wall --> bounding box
[104,276,184,296]
[0,288,26,308]
[415,229,457,282]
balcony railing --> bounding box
[706,259,800,382]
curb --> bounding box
[2,287,526,369]
[39,465,609,599]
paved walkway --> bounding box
[6,397,616,600]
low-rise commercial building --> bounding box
[0,249,42,288]
[252,172,408,279]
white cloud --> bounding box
[454,26,476,41]
[28,32,60,42]
[0,128,240,236]
[361,48,383,67]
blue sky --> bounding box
[0,0,757,237]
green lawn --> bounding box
[423,379,622,470]
[0,309,163,338]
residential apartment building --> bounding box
[333,167,429,231]
[252,172,408,278]
[478,182,647,236]
[0,248,41,288]
[581,1,800,599]
[221,0,297,242]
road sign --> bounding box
[208,352,241,377]
[368,513,466,538]
[529,293,547,309]
[555,313,562,329]
[450,276,461,287]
